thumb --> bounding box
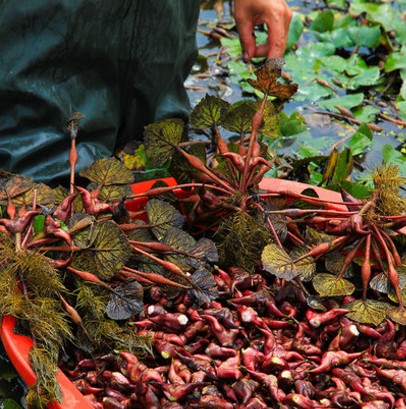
[236,21,256,62]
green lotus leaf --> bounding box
[144,118,184,167]
[80,157,134,185]
[312,273,355,297]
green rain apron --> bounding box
[0,0,199,184]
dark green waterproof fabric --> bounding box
[0,0,199,185]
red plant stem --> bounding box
[241,94,268,191]
[291,235,348,264]
[263,208,357,218]
[361,234,371,300]
[248,201,283,248]
[259,191,363,209]
[21,188,38,248]
[131,245,189,281]
[120,266,189,288]
[379,228,402,266]
[371,224,404,308]
[70,137,78,195]
[130,182,232,199]
[336,236,366,280]
[370,238,386,272]
[176,147,237,194]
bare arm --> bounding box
[234,0,292,61]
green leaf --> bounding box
[318,28,355,49]
[279,112,307,136]
[310,10,335,33]
[346,123,373,156]
[385,51,406,73]
[190,95,230,130]
[287,12,304,50]
[3,398,22,409]
[353,105,380,123]
[319,55,347,73]
[144,118,184,167]
[162,226,196,264]
[381,144,406,177]
[397,100,406,122]
[262,243,302,281]
[296,42,336,59]
[345,54,368,76]
[79,157,135,186]
[105,280,144,320]
[146,199,184,241]
[349,1,396,31]
[345,299,391,326]
[387,307,406,326]
[33,215,45,234]
[348,25,381,48]
[220,100,257,134]
[333,147,353,183]
[72,220,132,280]
[220,37,242,58]
[346,67,381,90]
[319,93,364,112]
[289,246,316,281]
[313,273,355,297]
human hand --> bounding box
[234,0,292,61]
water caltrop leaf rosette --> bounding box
[261,243,302,281]
[144,118,184,167]
[80,157,134,186]
[72,220,132,280]
[247,58,298,99]
[312,273,355,297]
[146,199,184,241]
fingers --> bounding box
[264,4,292,58]
[235,17,256,62]
[234,0,292,61]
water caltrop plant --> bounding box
[0,57,405,408]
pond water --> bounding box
[189,1,405,182]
